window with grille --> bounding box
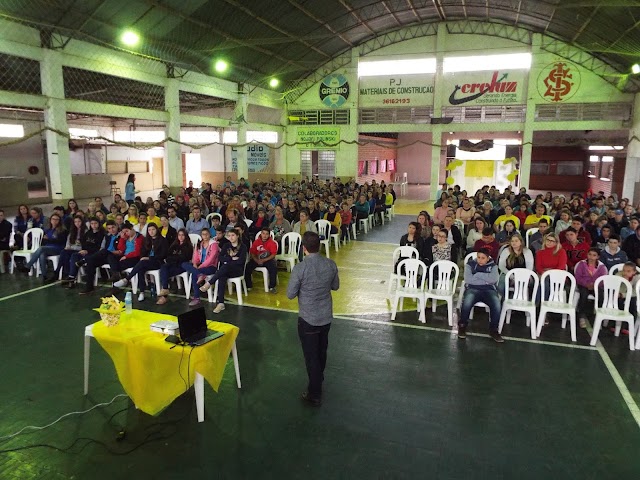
[318,150,336,179]
[301,150,312,177]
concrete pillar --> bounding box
[235,94,248,179]
[40,49,73,200]
[165,78,182,188]
[430,24,447,199]
[520,34,542,190]
[622,93,640,203]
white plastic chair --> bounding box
[635,281,640,350]
[275,232,301,272]
[498,268,539,339]
[189,233,202,246]
[244,218,253,227]
[590,275,635,350]
[314,220,332,257]
[390,258,428,323]
[456,253,489,319]
[317,219,340,252]
[254,231,275,240]
[359,217,369,234]
[387,246,420,299]
[209,260,248,305]
[609,263,640,275]
[10,228,44,275]
[525,228,538,249]
[253,264,279,292]
[206,213,222,224]
[144,269,162,295]
[536,270,577,341]
[424,260,459,326]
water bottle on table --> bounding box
[125,291,132,314]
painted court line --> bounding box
[586,323,640,429]
[0,282,58,303]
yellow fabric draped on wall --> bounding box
[92,309,239,416]
[464,160,495,178]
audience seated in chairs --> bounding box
[156,228,193,305]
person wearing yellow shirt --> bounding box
[523,204,553,231]
[124,205,139,226]
[384,186,394,208]
[324,204,342,234]
[159,214,177,245]
[146,207,161,228]
[493,205,520,232]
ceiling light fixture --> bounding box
[269,78,280,88]
[632,64,640,74]
[121,30,140,47]
[214,60,228,73]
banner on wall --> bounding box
[359,74,435,107]
[358,161,365,176]
[319,73,350,108]
[536,61,582,103]
[379,159,387,173]
[388,159,396,172]
[231,145,270,172]
[296,126,341,150]
[444,70,526,106]
[368,160,377,175]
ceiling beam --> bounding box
[544,4,557,33]
[432,0,446,21]
[607,17,640,51]
[337,0,376,36]
[142,0,306,75]
[514,0,522,24]
[382,1,402,27]
[571,6,599,43]
[406,0,423,22]
[219,0,330,58]
[287,0,354,47]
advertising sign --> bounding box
[359,74,435,107]
[444,70,526,106]
[231,145,270,172]
[319,73,350,108]
[296,126,340,150]
[536,61,581,103]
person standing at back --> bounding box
[286,231,340,407]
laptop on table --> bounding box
[170,307,224,346]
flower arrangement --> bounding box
[98,295,125,327]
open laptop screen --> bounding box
[177,307,207,341]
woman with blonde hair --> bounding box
[497,233,534,293]
[124,204,139,225]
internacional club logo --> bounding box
[319,73,350,108]
[538,61,580,102]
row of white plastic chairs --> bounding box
[388,247,640,350]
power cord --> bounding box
[0,393,128,443]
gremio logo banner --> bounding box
[319,74,350,108]
[445,70,525,106]
[359,74,435,107]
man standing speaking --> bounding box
[287,231,340,407]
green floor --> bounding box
[1,277,640,479]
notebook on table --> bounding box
[173,307,224,346]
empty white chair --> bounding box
[590,275,635,350]
[359,217,369,234]
[314,220,332,257]
[536,270,577,341]
[10,228,44,275]
[498,268,539,339]
[276,232,301,272]
[525,228,538,249]
[387,246,420,299]
[189,233,202,246]
[424,260,459,326]
[390,258,428,322]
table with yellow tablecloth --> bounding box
[84,309,240,420]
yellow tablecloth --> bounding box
[91,309,239,416]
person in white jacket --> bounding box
[497,234,534,295]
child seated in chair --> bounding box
[456,248,504,343]
[615,261,639,335]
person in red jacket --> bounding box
[535,232,568,275]
[115,222,143,276]
[473,227,500,261]
[559,216,592,246]
[245,226,279,293]
[535,231,568,304]
[561,227,590,273]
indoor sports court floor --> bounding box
[0,195,639,479]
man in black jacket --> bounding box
[622,225,640,267]
[78,220,120,294]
